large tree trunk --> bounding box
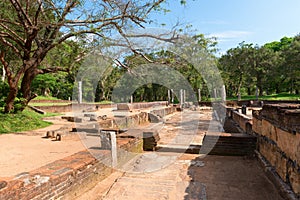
[4,86,18,113]
[20,67,39,106]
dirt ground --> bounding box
[0,122,86,178]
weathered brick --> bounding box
[252,117,262,135]
[287,162,300,195]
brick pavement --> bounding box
[75,110,284,200]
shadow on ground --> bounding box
[184,155,285,200]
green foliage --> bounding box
[0,82,9,107]
[31,73,73,100]
[227,93,300,101]
[0,108,53,134]
[219,35,300,97]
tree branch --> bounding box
[9,0,33,29]
[0,36,22,58]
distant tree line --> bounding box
[2,34,298,106]
[218,35,300,97]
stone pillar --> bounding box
[100,131,118,167]
[213,88,217,100]
[180,89,184,107]
[110,131,117,167]
[198,88,201,102]
[78,81,82,104]
[221,85,226,102]
[130,95,133,104]
[183,90,186,104]
[168,89,171,105]
[171,89,174,104]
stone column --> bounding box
[130,95,133,104]
[221,85,226,102]
[180,89,184,107]
[198,88,201,102]
[78,81,82,104]
[110,131,117,167]
[168,89,171,105]
[171,89,174,104]
[213,88,217,100]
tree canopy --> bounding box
[0,0,187,113]
[219,35,300,97]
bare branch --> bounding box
[0,19,22,27]
[37,66,69,74]
[113,59,134,74]
[9,0,33,28]
[125,32,180,43]
[143,0,165,17]
[0,36,22,58]
[0,23,25,46]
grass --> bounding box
[226,93,300,101]
[29,102,70,106]
[33,96,61,100]
[0,108,57,134]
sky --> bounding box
[149,0,300,55]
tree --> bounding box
[281,35,300,94]
[218,42,251,97]
[219,42,279,97]
[0,0,183,113]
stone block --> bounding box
[276,127,300,163]
[143,131,160,151]
[252,117,262,135]
[287,163,300,195]
[117,103,132,111]
[148,113,162,123]
[261,119,277,142]
[258,138,277,168]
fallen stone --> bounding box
[148,113,161,123]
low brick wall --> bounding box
[113,112,149,129]
[252,104,300,197]
[150,106,177,118]
[224,102,300,198]
[231,110,252,133]
[35,101,168,113]
[35,103,114,113]
[0,137,142,200]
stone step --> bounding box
[201,133,257,156]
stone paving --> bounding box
[75,110,284,200]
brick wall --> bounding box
[0,138,143,200]
[35,101,168,113]
[252,104,300,197]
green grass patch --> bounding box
[29,102,70,106]
[96,100,113,104]
[34,96,61,100]
[0,108,55,134]
[226,93,300,101]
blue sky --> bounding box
[149,0,300,54]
